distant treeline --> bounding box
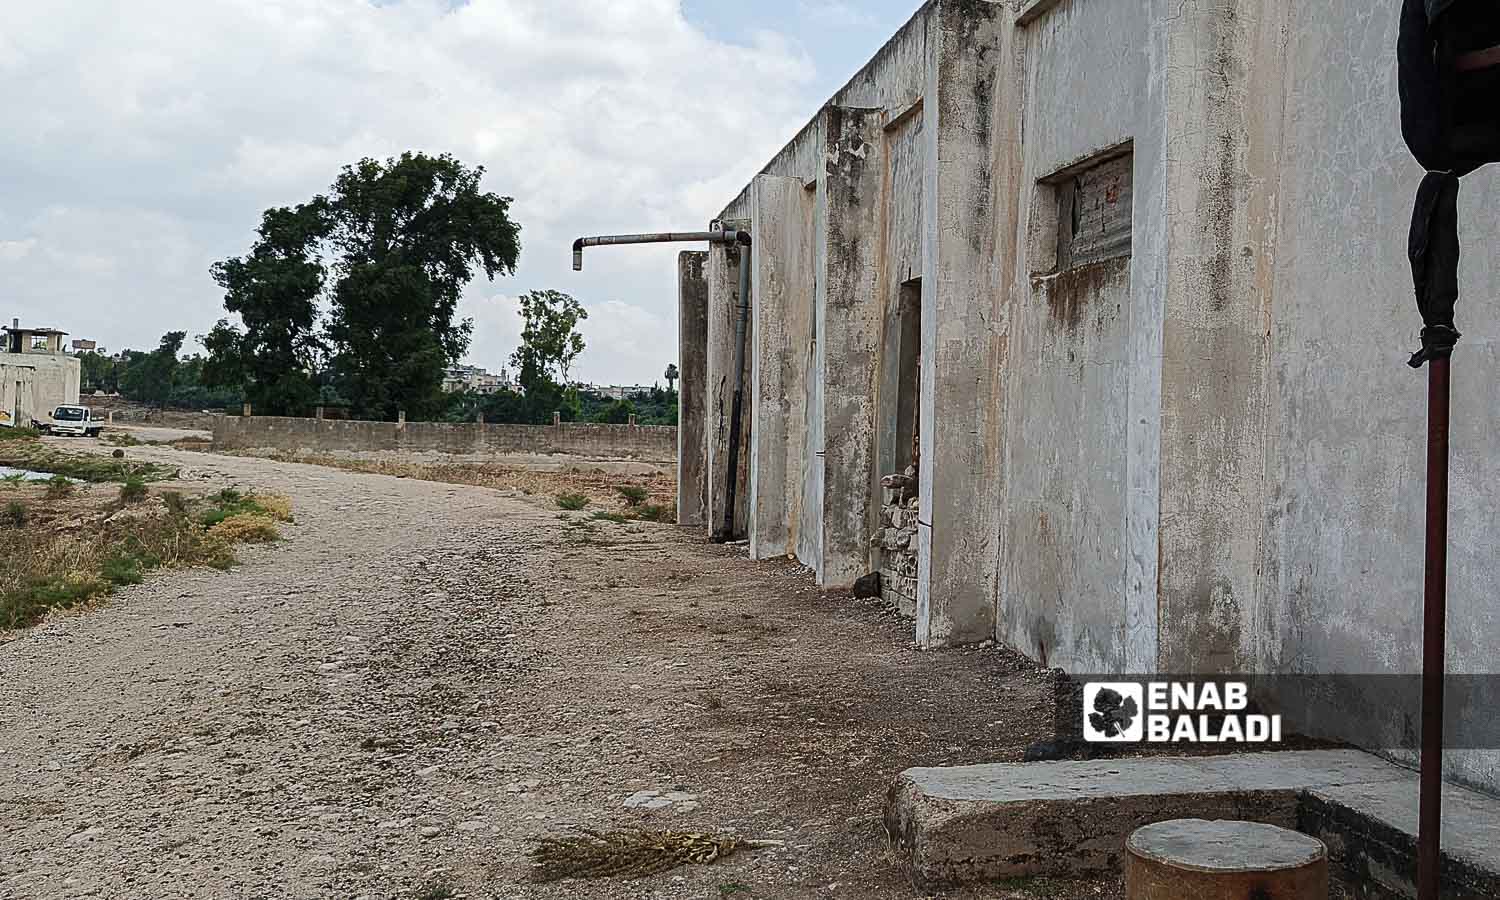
[82,335,678,427]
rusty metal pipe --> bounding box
[1418,355,1451,900]
[572,230,748,271]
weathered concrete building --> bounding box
[673,0,1500,792]
[1,320,81,428]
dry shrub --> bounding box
[207,513,281,544]
[251,493,294,522]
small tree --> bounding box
[510,290,588,424]
[512,290,587,383]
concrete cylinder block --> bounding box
[1126,819,1328,900]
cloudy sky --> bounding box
[0,0,918,386]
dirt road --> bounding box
[0,447,1083,900]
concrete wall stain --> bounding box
[1039,256,1129,335]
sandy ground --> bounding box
[0,445,1113,900]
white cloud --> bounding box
[0,239,38,262]
[796,0,879,28]
[0,0,817,384]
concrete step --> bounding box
[1302,778,1500,899]
[885,749,1500,898]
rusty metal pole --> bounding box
[1418,355,1451,900]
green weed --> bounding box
[635,503,672,523]
[119,477,148,504]
[44,475,74,500]
[3,501,26,528]
[100,552,147,586]
[556,492,589,511]
[615,484,649,505]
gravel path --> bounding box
[0,447,1077,900]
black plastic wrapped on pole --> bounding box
[1399,0,1500,366]
[1397,3,1500,899]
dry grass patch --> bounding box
[207,513,281,544]
[0,483,291,632]
[252,493,294,522]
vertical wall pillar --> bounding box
[749,175,816,560]
[916,0,1007,647]
[1154,0,1279,673]
[817,106,886,589]
[677,251,710,528]
[706,231,751,539]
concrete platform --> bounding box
[1302,779,1500,899]
[885,749,1500,897]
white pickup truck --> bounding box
[36,405,104,438]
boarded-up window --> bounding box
[1054,152,1132,270]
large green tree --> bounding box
[325,153,521,420]
[208,152,521,421]
[206,201,329,415]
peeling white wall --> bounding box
[1261,0,1500,792]
[706,0,1500,794]
[998,0,1162,673]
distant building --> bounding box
[588,384,656,401]
[442,365,515,395]
[1,319,82,427]
[70,338,105,354]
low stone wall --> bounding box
[876,472,920,617]
[212,415,677,463]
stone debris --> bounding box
[623,789,701,813]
